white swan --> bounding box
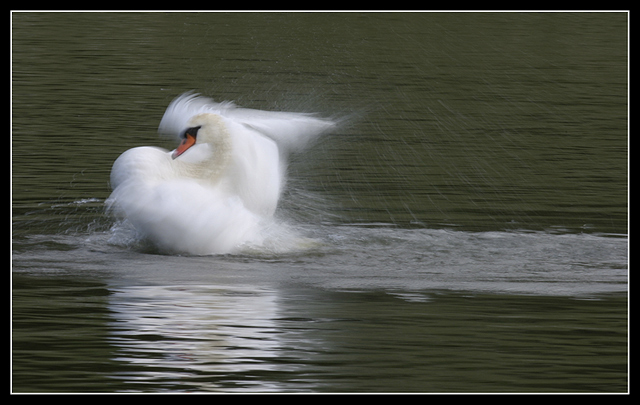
[107,92,335,255]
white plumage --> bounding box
[107,92,335,255]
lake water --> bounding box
[12,12,628,393]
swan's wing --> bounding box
[109,146,171,190]
[158,92,336,153]
[158,92,237,138]
[224,107,335,153]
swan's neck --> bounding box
[174,126,232,183]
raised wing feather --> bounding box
[158,92,335,153]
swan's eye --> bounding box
[181,126,201,139]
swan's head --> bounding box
[171,113,226,160]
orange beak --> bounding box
[172,133,196,160]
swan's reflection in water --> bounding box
[108,285,290,392]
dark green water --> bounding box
[12,12,627,393]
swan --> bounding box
[107,92,335,255]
